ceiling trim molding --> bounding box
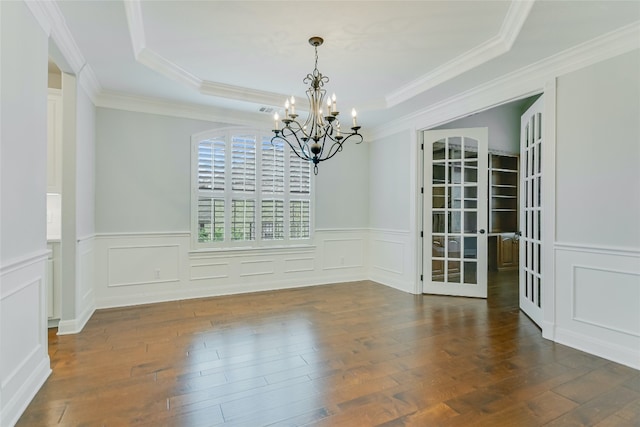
[123,0,286,107]
[123,0,145,56]
[385,0,535,108]
[24,0,102,103]
[94,91,268,129]
[375,20,640,139]
[500,0,536,50]
[199,81,285,107]
[137,48,201,90]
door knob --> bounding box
[479,229,486,234]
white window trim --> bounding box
[191,127,315,250]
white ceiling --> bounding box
[54,0,640,127]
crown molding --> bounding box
[374,20,640,139]
[123,0,145,56]
[199,81,285,107]
[385,0,534,107]
[500,0,536,50]
[136,48,201,90]
[94,91,269,129]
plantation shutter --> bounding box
[198,198,225,242]
[261,199,284,240]
[289,149,311,194]
[288,149,311,239]
[261,138,285,194]
[290,200,310,239]
[194,130,312,247]
[198,138,225,191]
[198,138,226,242]
[231,135,256,192]
[231,199,256,241]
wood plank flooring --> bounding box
[18,272,640,426]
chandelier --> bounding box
[271,36,363,175]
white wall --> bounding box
[0,2,52,425]
[553,49,640,368]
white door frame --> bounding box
[415,81,557,338]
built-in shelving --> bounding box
[488,153,519,271]
[489,154,519,234]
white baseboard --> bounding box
[95,274,367,309]
[57,303,96,335]
[554,327,640,370]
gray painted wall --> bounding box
[556,49,640,248]
[368,130,412,231]
[433,97,539,154]
[95,107,370,233]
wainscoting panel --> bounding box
[107,244,180,287]
[323,238,364,270]
[0,252,51,427]
[239,259,275,277]
[284,257,315,274]
[555,243,640,369]
[368,229,418,294]
[94,230,368,309]
[190,261,230,281]
[573,265,640,337]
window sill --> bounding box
[189,243,316,257]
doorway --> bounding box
[421,94,542,319]
[46,58,63,328]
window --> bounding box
[193,129,312,248]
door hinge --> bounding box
[421,143,424,150]
[420,231,423,237]
[420,274,423,281]
[421,187,424,194]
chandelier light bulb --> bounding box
[351,108,358,127]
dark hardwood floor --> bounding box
[18,272,640,426]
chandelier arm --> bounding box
[273,127,312,161]
[320,132,364,162]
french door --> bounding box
[423,128,488,298]
[520,97,544,326]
